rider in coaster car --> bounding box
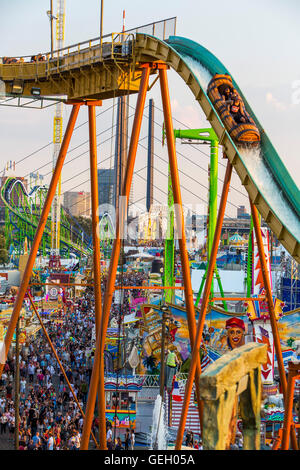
[229,93,247,123]
[221,86,233,103]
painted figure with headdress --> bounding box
[225,317,245,350]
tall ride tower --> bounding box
[146,98,154,212]
[114,96,128,214]
[51,0,65,255]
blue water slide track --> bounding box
[136,34,300,262]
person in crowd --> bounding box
[115,436,124,450]
[130,429,135,450]
[124,428,130,450]
[185,429,193,447]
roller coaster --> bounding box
[1,176,92,259]
[1,24,298,262]
[1,177,116,261]
[0,17,299,450]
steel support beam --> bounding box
[250,201,298,450]
[88,102,104,445]
[175,159,232,449]
[159,66,204,433]
[0,104,81,376]
[80,65,150,450]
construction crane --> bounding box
[51,0,65,257]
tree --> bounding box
[287,337,295,348]
[0,234,8,265]
[65,214,92,242]
[143,355,159,375]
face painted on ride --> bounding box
[225,317,245,350]
[227,327,245,349]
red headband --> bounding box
[225,317,245,331]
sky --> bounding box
[0,0,299,219]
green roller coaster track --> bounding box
[1,177,92,259]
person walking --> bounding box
[124,428,130,450]
[165,350,179,391]
[115,436,124,450]
[47,431,54,450]
[130,429,135,450]
[0,413,8,434]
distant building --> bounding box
[63,191,91,218]
[237,205,250,219]
[98,168,115,214]
[138,204,173,241]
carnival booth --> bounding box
[104,375,143,432]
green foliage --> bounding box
[286,337,295,348]
[65,215,92,242]
[180,357,191,373]
[143,355,160,374]
[74,216,92,237]
[0,233,8,265]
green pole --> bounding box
[162,127,227,309]
[208,140,218,258]
[194,139,227,311]
[5,207,10,250]
[164,164,175,304]
[246,216,254,297]
[246,213,260,297]
[195,266,207,307]
[208,139,218,301]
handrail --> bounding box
[1,33,133,66]
[131,372,189,387]
[0,16,176,64]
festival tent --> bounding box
[229,233,244,244]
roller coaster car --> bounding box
[207,74,260,144]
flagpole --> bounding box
[100,0,104,59]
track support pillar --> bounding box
[175,159,232,449]
[0,104,81,375]
[80,65,151,450]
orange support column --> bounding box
[80,65,151,450]
[281,362,300,450]
[175,160,232,450]
[250,201,298,450]
[88,102,103,335]
[0,104,81,376]
[88,102,103,445]
[159,65,204,429]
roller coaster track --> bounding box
[134,34,300,263]
[0,31,299,262]
[1,177,92,257]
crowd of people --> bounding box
[0,269,148,451]
[184,430,203,450]
[184,429,243,450]
[0,292,94,450]
[2,54,46,65]
[0,266,234,452]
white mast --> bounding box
[51,0,65,255]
